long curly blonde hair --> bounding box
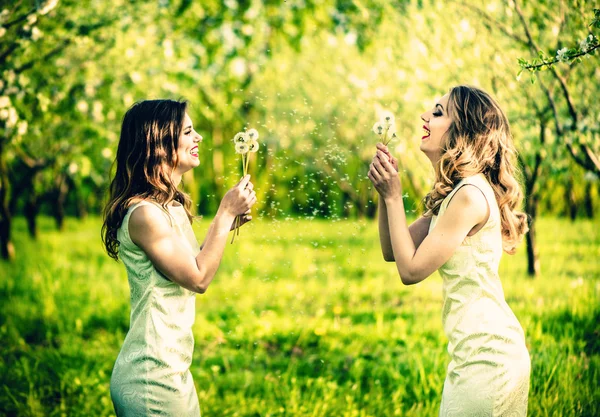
[423,85,528,254]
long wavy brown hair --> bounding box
[102,99,194,260]
[423,85,528,254]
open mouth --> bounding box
[190,146,198,157]
[422,125,430,140]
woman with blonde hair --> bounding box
[102,99,256,416]
[368,85,530,415]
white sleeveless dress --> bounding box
[429,174,530,416]
[110,200,201,417]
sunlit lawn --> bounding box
[1,215,599,416]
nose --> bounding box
[195,132,202,143]
[420,114,429,123]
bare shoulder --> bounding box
[129,203,172,242]
[447,184,489,223]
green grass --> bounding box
[1,215,599,416]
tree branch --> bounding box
[581,143,600,173]
[3,8,35,29]
[565,141,594,171]
[459,1,528,46]
[512,0,579,128]
[521,44,600,69]
[14,39,72,74]
[511,0,540,54]
[0,43,19,67]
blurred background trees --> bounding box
[1,0,598,275]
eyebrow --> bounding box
[184,124,193,130]
[435,103,444,111]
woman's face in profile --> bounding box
[175,112,202,175]
[419,93,452,162]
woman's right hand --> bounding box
[219,175,257,216]
[376,142,399,171]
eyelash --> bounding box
[433,111,442,117]
[185,130,192,135]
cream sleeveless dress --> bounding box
[110,200,201,417]
[429,174,530,417]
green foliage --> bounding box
[592,8,600,29]
[0,216,599,416]
[518,9,599,73]
[2,0,598,225]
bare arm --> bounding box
[130,176,256,294]
[385,186,487,285]
[378,197,431,262]
[378,199,394,261]
[374,143,431,261]
[369,151,487,285]
[198,209,251,250]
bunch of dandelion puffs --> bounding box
[231,128,260,243]
[372,111,397,146]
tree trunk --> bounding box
[76,198,87,219]
[366,198,377,219]
[9,155,52,239]
[524,195,541,277]
[53,173,69,231]
[565,176,577,221]
[525,212,540,277]
[18,167,41,239]
[71,180,87,220]
[0,140,15,260]
[523,168,541,277]
[518,120,545,278]
[342,190,351,217]
[24,196,39,239]
[584,181,594,219]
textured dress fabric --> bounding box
[110,200,201,417]
[429,174,530,417]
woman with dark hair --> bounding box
[102,99,256,416]
[368,86,530,415]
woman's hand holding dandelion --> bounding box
[368,150,402,202]
[231,128,260,243]
[369,110,401,198]
[220,175,257,218]
[376,142,398,170]
[225,178,255,231]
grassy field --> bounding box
[0,215,599,416]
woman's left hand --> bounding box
[368,150,402,201]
